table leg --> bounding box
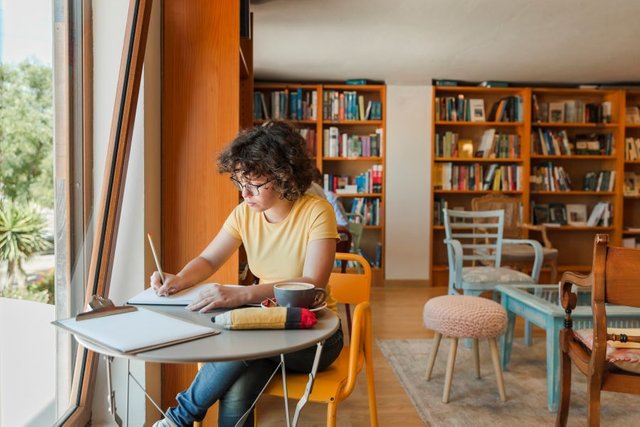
[104,355,123,426]
[545,319,562,412]
[292,340,324,427]
[501,304,516,371]
[280,354,290,427]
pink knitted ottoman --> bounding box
[423,295,507,403]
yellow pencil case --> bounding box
[212,307,317,330]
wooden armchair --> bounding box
[472,193,559,282]
[556,234,640,426]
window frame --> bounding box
[53,0,153,424]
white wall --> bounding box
[91,0,161,425]
[385,85,432,280]
[0,299,56,426]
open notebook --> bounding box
[127,283,250,306]
[53,307,220,354]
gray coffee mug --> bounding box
[273,282,327,309]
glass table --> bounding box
[496,284,640,412]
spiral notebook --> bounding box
[53,306,220,354]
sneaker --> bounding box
[152,417,178,427]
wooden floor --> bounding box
[256,284,447,426]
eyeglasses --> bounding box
[230,177,271,196]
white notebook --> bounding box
[127,283,249,306]
[127,283,218,306]
[53,307,220,354]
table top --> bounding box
[74,305,340,363]
[496,284,640,317]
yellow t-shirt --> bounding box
[223,194,339,310]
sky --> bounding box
[1,0,53,65]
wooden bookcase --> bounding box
[254,83,386,277]
[430,85,627,287]
[622,89,640,247]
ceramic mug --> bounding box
[273,282,327,309]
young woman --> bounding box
[152,121,343,427]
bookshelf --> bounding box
[254,83,386,277]
[623,89,640,248]
[430,85,627,287]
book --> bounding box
[533,204,550,225]
[53,307,220,354]
[345,79,368,85]
[478,81,508,88]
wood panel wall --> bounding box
[161,1,241,423]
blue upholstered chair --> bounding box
[443,208,544,297]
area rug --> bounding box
[377,338,640,426]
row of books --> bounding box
[531,202,612,227]
[323,166,383,194]
[298,128,316,157]
[583,170,616,192]
[322,90,382,121]
[530,163,572,191]
[348,197,381,226]
[531,129,615,156]
[532,96,613,123]
[323,127,383,157]
[435,95,523,122]
[253,90,318,121]
[435,163,523,191]
[625,137,640,160]
[434,130,521,159]
[622,237,640,248]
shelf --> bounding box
[323,120,383,126]
[336,193,383,198]
[531,122,618,128]
[543,225,615,232]
[434,190,523,195]
[623,229,640,235]
[323,156,383,161]
[530,155,616,160]
[434,121,523,127]
[531,191,615,196]
[434,157,522,163]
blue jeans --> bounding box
[166,327,344,427]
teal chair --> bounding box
[443,208,543,297]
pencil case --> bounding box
[211,307,317,330]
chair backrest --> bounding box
[591,234,640,308]
[330,252,372,305]
[471,193,521,238]
[336,226,352,254]
[443,208,505,267]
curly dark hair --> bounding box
[217,121,315,201]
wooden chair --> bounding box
[259,253,378,427]
[443,208,543,297]
[472,193,559,283]
[556,234,640,426]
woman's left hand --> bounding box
[187,284,249,312]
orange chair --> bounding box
[259,252,378,426]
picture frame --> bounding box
[623,172,639,196]
[533,204,550,225]
[565,203,588,226]
[549,203,568,225]
[548,102,565,123]
[469,99,485,122]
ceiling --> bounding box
[251,0,640,86]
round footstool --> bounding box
[423,295,507,403]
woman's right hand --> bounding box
[150,272,189,297]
